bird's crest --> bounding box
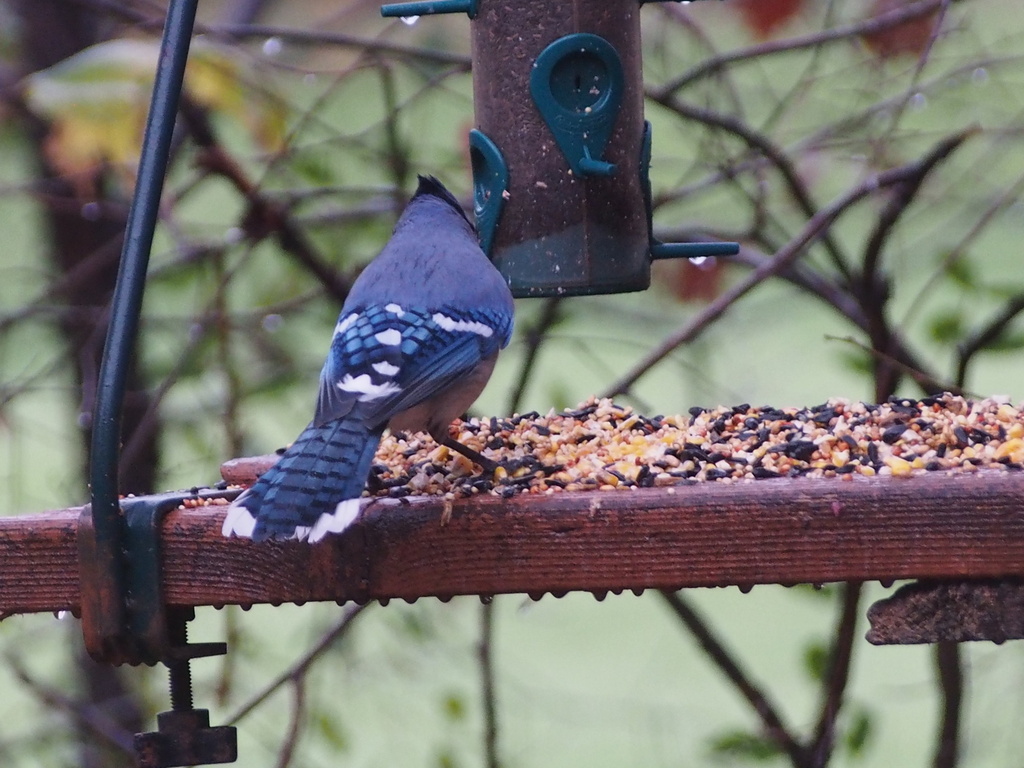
[413,175,472,225]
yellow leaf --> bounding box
[186,44,244,114]
[22,38,290,183]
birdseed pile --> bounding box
[363,393,1024,501]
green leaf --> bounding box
[803,640,830,682]
[442,692,466,722]
[945,257,977,291]
[23,39,157,112]
[393,605,435,640]
[792,583,838,601]
[709,730,783,761]
[838,349,872,377]
[292,153,336,186]
[314,711,349,752]
[21,38,288,178]
[845,708,873,755]
[928,311,964,344]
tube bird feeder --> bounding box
[382,0,738,297]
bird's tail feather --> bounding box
[223,419,383,542]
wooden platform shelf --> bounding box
[2,471,1023,620]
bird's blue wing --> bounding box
[313,303,408,427]
[314,303,512,429]
[367,332,484,423]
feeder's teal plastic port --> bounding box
[639,121,740,262]
[530,33,624,178]
[469,129,508,259]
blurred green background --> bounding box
[2,0,1024,766]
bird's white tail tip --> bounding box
[308,498,362,543]
[222,502,257,538]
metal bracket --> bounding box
[639,120,740,262]
[381,0,478,19]
[78,488,239,767]
[136,709,238,768]
[78,489,237,665]
[135,605,237,768]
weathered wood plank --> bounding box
[2,472,1023,616]
[867,580,1024,644]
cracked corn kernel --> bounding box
[885,456,913,476]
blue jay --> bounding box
[223,176,514,542]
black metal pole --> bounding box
[86,0,199,655]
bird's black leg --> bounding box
[440,435,498,474]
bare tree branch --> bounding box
[7,653,136,758]
[603,130,972,400]
[857,124,977,399]
[681,242,952,394]
[646,94,852,279]
[659,591,805,764]
[825,335,956,396]
[653,0,951,98]
[228,603,368,725]
[956,293,1024,388]
[806,582,863,768]
[178,98,355,304]
[506,297,562,414]
[933,641,964,768]
[67,0,473,68]
[274,678,306,768]
[480,601,500,768]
